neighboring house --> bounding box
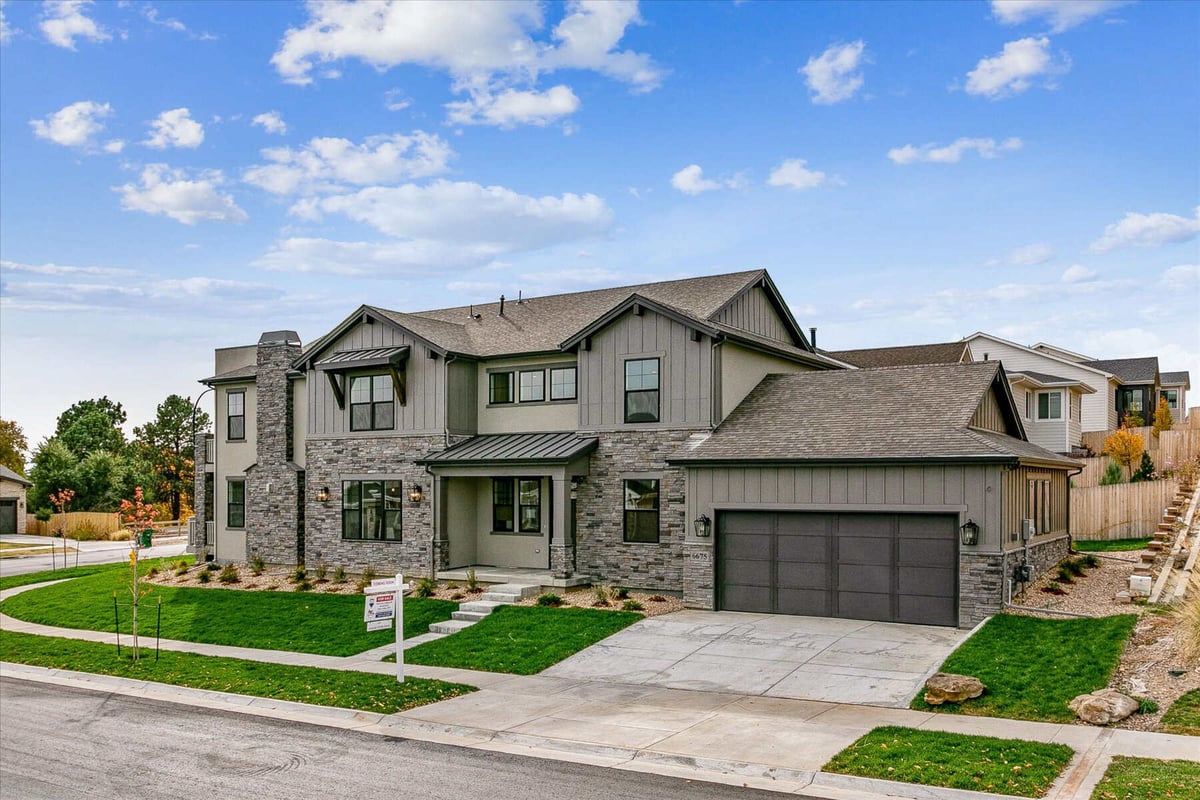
[825,341,973,369]
[1007,371,1094,455]
[0,464,32,535]
[197,271,1076,628]
[1160,371,1191,423]
[1078,357,1160,426]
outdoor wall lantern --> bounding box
[315,486,330,503]
[408,484,423,505]
[959,519,980,546]
[693,513,712,538]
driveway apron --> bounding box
[543,610,972,707]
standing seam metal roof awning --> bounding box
[417,432,599,465]
[314,346,410,371]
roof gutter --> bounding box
[667,455,1024,468]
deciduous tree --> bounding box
[1152,397,1174,437]
[0,419,29,475]
[134,394,211,520]
[1104,427,1145,478]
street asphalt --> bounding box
[0,533,188,577]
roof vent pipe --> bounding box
[498,294,505,316]
[809,327,817,348]
[517,290,523,304]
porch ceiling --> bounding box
[417,432,599,466]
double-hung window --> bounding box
[227,479,245,528]
[623,479,660,543]
[518,480,541,532]
[490,478,541,533]
[227,391,245,440]
[624,358,660,423]
[350,375,394,431]
[1162,389,1178,411]
[489,372,514,404]
[519,370,544,402]
[342,480,402,540]
[492,479,514,531]
[1037,392,1061,420]
[550,367,576,401]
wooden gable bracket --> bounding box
[388,364,407,406]
[326,372,346,410]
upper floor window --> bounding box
[342,480,402,541]
[227,478,245,528]
[350,375,394,431]
[1037,392,1061,420]
[1025,392,1033,420]
[519,370,544,403]
[227,391,245,440]
[550,367,577,401]
[623,478,660,543]
[624,358,660,423]
[1162,389,1178,411]
[489,372,514,404]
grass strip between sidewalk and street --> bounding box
[1158,688,1200,736]
[0,629,475,714]
[910,613,1136,722]
[1,563,457,656]
[1088,756,1200,800]
[1071,539,1152,553]
[823,726,1074,798]
[405,605,641,675]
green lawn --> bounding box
[1159,688,1200,736]
[1,568,457,656]
[823,726,1074,798]
[1089,756,1200,800]
[0,558,184,592]
[406,605,641,674]
[0,629,474,714]
[911,613,1137,722]
[1072,539,1152,552]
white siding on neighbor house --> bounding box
[1069,392,1082,449]
[476,354,578,434]
[719,343,818,423]
[965,335,1114,436]
[712,286,795,344]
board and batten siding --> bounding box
[999,465,1068,548]
[970,388,1009,434]
[306,322,446,436]
[446,359,477,436]
[577,308,712,429]
[712,286,795,344]
[685,463,1004,550]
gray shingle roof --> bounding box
[1080,357,1159,383]
[0,464,31,485]
[826,342,969,369]
[201,364,257,384]
[671,362,1077,467]
[1009,371,1094,391]
[416,432,599,465]
[1161,371,1191,388]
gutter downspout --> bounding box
[1065,464,1084,552]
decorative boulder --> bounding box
[923,672,986,705]
[1068,689,1140,725]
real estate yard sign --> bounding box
[364,574,406,682]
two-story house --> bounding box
[195,270,1079,628]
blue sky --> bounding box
[1,0,1197,448]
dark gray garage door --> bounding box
[718,512,957,626]
[0,499,17,535]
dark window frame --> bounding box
[349,374,395,431]
[518,479,541,533]
[1037,391,1061,420]
[227,478,245,529]
[549,366,577,401]
[489,371,514,405]
[622,478,660,543]
[341,479,403,541]
[1162,389,1178,411]
[624,358,660,423]
[491,478,515,532]
[227,390,245,441]
[518,370,545,403]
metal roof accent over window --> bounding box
[417,432,599,466]
[314,346,410,372]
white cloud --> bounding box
[888,137,1023,164]
[143,108,205,149]
[116,164,248,225]
[384,88,411,111]
[991,1,1127,33]
[671,165,721,195]
[251,111,288,135]
[801,41,867,105]
[1090,207,1200,253]
[29,100,113,150]
[767,158,833,190]
[1060,264,1097,282]
[445,85,580,128]
[142,6,184,32]
[254,237,500,275]
[103,139,125,153]
[0,259,137,278]
[1,1,15,45]
[1159,264,1199,292]
[3,275,283,314]
[243,132,453,195]
[1003,242,1055,266]
[965,37,1069,99]
[40,0,110,49]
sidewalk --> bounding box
[2,581,1196,800]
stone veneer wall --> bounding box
[302,434,444,577]
[959,533,1071,626]
[682,542,715,608]
[245,340,302,566]
[573,429,695,591]
[191,431,208,557]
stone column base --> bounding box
[550,544,575,579]
[682,542,715,609]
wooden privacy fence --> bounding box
[1075,456,1117,488]
[1080,426,1200,469]
[1070,479,1178,541]
[24,511,121,537]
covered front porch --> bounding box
[417,432,598,580]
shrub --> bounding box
[146,566,159,578]
[1105,427,1145,476]
[1041,583,1067,595]
[537,593,563,607]
[1099,460,1125,486]
[1081,554,1100,568]
[205,561,220,571]
[249,553,264,576]
[413,576,438,597]
[173,565,189,577]
[70,522,106,541]
[593,585,611,606]
[197,570,211,584]
[110,530,131,541]
[289,566,307,583]
[314,562,328,582]
[1063,558,1086,577]
[333,565,347,583]
[34,508,52,522]
[356,566,377,591]
[175,559,189,570]
[450,591,465,601]
[1056,566,1075,583]
[1136,697,1160,715]
[1152,397,1174,436]
[294,579,312,592]
[648,595,668,602]
[613,587,630,600]
[218,564,240,584]
[1130,452,1156,483]
[622,599,645,611]
[1123,411,1145,428]
[466,568,479,592]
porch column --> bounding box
[432,475,450,571]
[549,476,574,579]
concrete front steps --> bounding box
[428,583,541,635]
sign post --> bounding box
[363,572,406,683]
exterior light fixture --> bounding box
[315,486,330,503]
[408,484,423,505]
[959,519,980,547]
[693,513,712,538]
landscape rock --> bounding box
[1068,688,1140,725]
[923,672,986,705]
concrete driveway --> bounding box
[544,610,972,708]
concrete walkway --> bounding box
[545,610,973,707]
[2,581,1196,800]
